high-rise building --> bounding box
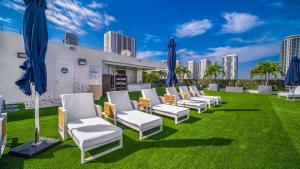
[176,60,180,67]
[63,32,78,46]
[281,35,300,74]
[222,54,238,80]
[104,31,136,57]
[198,59,211,79]
[188,60,199,79]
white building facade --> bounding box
[198,59,211,79]
[0,31,165,103]
[222,54,238,80]
[188,60,199,79]
[281,35,300,74]
[104,31,136,57]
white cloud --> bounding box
[175,19,212,38]
[145,33,161,43]
[137,51,167,59]
[202,42,280,63]
[88,1,105,9]
[0,17,12,23]
[221,12,263,34]
[3,0,116,36]
[229,36,277,44]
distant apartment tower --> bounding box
[198,59,211,79]
[281,35,300,74]
[188,60,199,79]
[104,31,136,57]
[176,60,180,67]
[222,54,238,80]
[63,32,78,46]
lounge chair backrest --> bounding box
[189,85,198,93]
[179,86,191,96]
[166,87,180,100]
[141,88,161,106]
[61,93,96,122]
[107,91,133,113]
[294,86,300,94]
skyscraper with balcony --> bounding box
[281,35,300,74]
[104,31,136,57]
[222,54,238,80]
[188,60,199,79]
[198,59,211,79]
[63,32,78,46]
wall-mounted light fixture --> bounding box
[78,58,87,65]
[17,52,26,58]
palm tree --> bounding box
[204,62,224,82]
[176,65,190,82]
[155,70,167,80]
[249,61,283,85]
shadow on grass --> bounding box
[184,116,201,124]
[95,135,233,163]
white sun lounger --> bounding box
[141,88,190,124]
[165,87,207,113]
[189,85,222,104]
[59,93,122,164]
[278,86,300,100]
[179,86,215,108]
[106,91,163,140]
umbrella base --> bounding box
[8,137,60,158]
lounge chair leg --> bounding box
[139,130,143,140]
[81,149,85,164]
[175,117,178,124]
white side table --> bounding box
[0,113,7,157]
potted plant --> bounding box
[204,62,224,91]
[249,61,283,94]
[225,80,244,93]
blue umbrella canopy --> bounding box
[166,38,178,87]
[15,0,48,96]
[285,56,300,86]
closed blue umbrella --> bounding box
[9,0,59,158]
[284,56,300,100]
[285,56,300,86]
[166,38,178,87]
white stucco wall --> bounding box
[0,31,166,103]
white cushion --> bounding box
[179,86,191,96]
[177,100,207,108]
[61,93,96,122]
[189,86,222,100]
[107,91,133,113]
[141,88,161,106]
[117,110,162,130]
[189,86,198,93]
[295,86,300,95]
[67,117,122,148]
[190,97,214,104]
[152,104,189,116]
[166,87,180,100]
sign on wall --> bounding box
[89,65,99,80]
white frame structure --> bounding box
[166,87,207,113]
[59,94,122,164]
[106,91,163,140]
[141,88,190,124]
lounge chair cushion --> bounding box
[189,86,222,101]
[141,89,161,106]
[190,97,215,104]
[117,110,162,130]
[152,104,189,116]
[177,100,206,108]
[166,87,181,100]
[61,93,96,122]
[107,91,133,113]
[67,117,122,148]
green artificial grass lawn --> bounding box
[1,87,300,169]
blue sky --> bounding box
[1,0,300,79]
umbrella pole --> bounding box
[34,91,40,144]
